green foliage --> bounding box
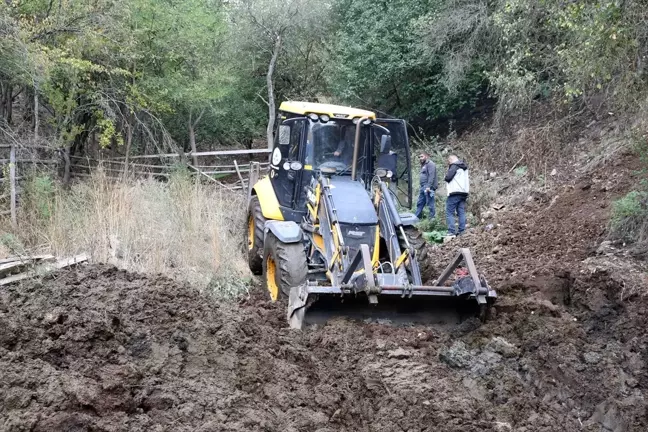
[1,0,258,153]
[96,115,123,148]
[610,190,648,243]
[23,174,56,221]
[329,0,482,122]
[3,0,648,155]
[417,216,445,232]
[490,0,647,111]
[414,0,648,116]
[423,230,446,244]
[415,0,493,97]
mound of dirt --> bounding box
[1,258,647,431]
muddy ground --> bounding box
[2,157,648,431]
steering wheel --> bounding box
[320,151,338,158]
[319,160,347,171]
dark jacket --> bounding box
[419,160,438,190]
[445,160,469,196]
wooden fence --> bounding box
[69,149,270,191]
[0,143,59,227]
[0,145,270,225]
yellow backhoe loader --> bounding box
[245,101,496,329]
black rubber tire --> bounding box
[263,233,308,299]
[246,196,266,275]
[399,226,436,282]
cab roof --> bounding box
[279,101,376,120]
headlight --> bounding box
[320,114,330,123]
[308,113,319,121]
[353,117,372,125]
[290,161,303,171]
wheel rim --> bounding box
[247,215,255,251]
[266,255,279,301]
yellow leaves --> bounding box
[97,118,123,149]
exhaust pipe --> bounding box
[351,116,368,181]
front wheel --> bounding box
[399,226,436,281]
[246,196,265,275]
[263,233,307,301]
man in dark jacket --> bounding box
[415,152,438,220]
[333,126,355,166]
[444,155,469,236]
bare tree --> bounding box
[234,0,331,149]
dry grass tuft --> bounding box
[13,169,251,298]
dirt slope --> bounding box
[1,157,647,432]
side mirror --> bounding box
[278,125,290,145]
[380,135,392,153]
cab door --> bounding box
[270,118,306,210]
[374,119,412,208]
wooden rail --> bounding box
[1,146,267,224]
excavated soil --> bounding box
[2,156,648,431]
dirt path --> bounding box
[1,157,647,431]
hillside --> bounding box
[2,129,647,431]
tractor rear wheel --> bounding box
[246,196,266,275]
[263,233,307,301]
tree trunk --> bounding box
[245,138,253,162]
[10,143,17,228]
[0,82,4,120]
[123,121,133,178]
[188,111,198,167]
[62,146,71,187]
[188,108,205,168]
[3,84,12,124]
[34,90,39,141]
[266,34,282,151]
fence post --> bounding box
[233,159,246,191]
[10,143,16,228]
[247,161,260,203]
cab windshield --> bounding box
[304,120,367,173]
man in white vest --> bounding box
[444,155,469,237]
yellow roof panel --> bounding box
[279,101,376,120]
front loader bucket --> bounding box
[287,247,496,330]
[288,291,486,329]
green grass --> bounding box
[610,190,648,243]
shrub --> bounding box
[610,190,648,244]
[23,174,56,221]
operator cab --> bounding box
[268,101,412,222]
[305,121,357,173]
